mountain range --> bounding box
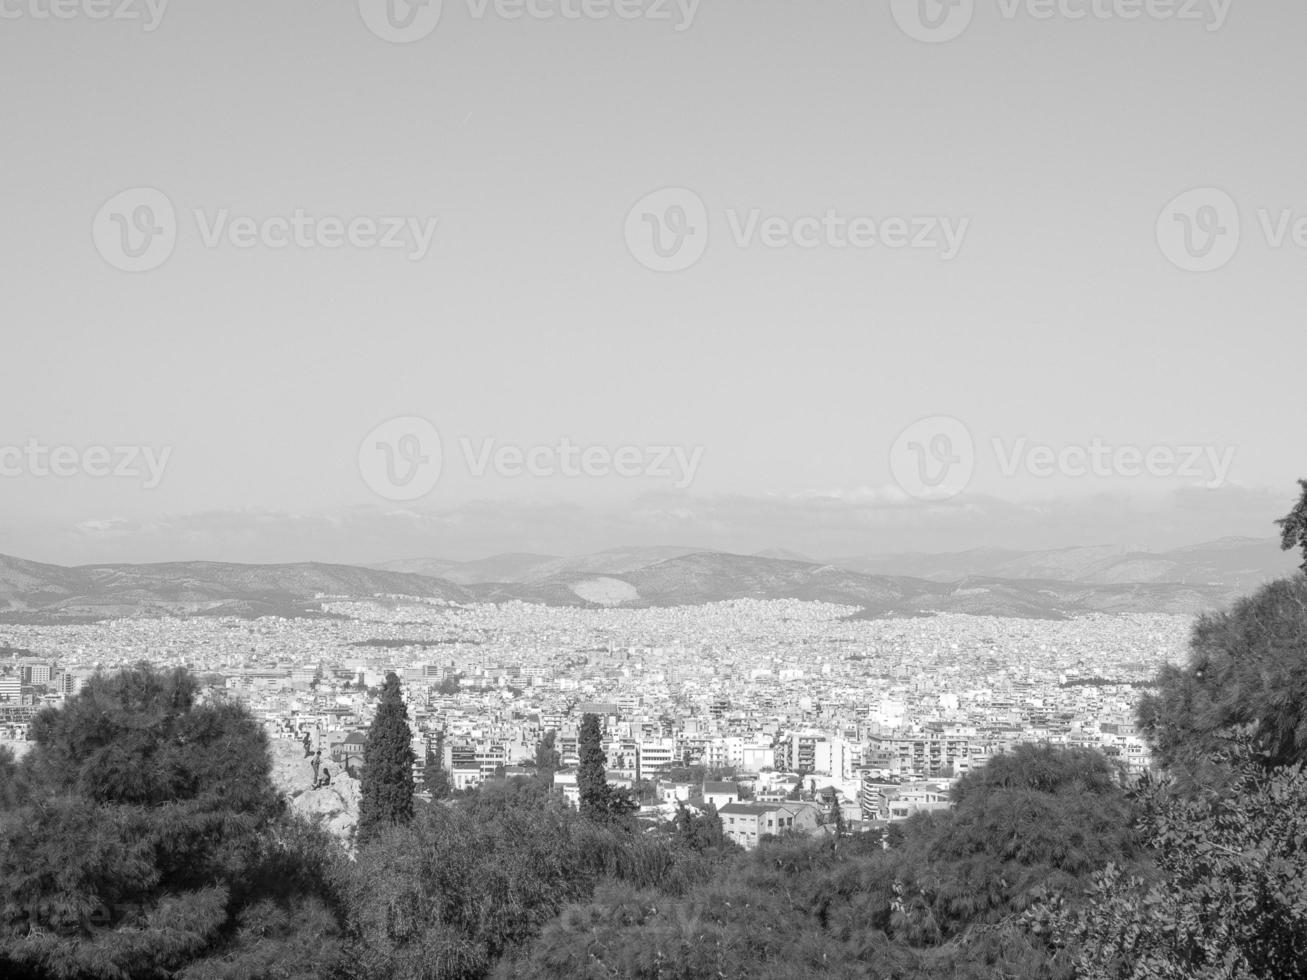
[0,537,1296,623]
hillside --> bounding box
[0,543,1264,622]
[466,552,1233,618]
[829,537,1295,592]
[0,555,469,621]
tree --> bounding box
[1276,478,1307,571]
[358,672,416,844]
[1054,746,1307,979]
[0,664,345,979]
[436,673,461,696]
[423,734,451,801]
[832,802,847,842]
[342,778,672,980]
[534,730,561,787]
[576,713,637,825]
[577,713,609,821]
[671,801,730,852]
[1138,575,1307,785]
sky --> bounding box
[0,0,1302,565]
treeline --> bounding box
[2,486,1307,978]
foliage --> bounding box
[575,713,637,826]
[357,672,416,844]
[344,778,716,980]
[1276,478,1307,571]
[1051,746,1307,979]
[1138,575,1307,790]
[510,744,1137,979]
[0,664,347,979]
[669,801,731,853]
[437,674,462,696]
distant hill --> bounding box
[377,553,560,584]
[462,552,1234,618]
[0,538,1289,622]
[753,548,816,563]
[0,555,468,621]
[375,546,706,585]
[827,538,1296,594]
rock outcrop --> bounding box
[268,737,361,845]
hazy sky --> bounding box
[1,0,1302,564]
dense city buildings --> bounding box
[0,598,1190,828]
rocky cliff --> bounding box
[268,736,361,845]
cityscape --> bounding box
[4,1,1305,975]
[0,593,1189,847]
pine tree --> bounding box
[1276,478,1307,571]
[358,672,416,844]
[0,664,345,978]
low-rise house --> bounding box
[331,731,367,771]
[703,780,739,809]
[718,801,820,849]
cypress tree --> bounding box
[358,672,416,843]
[576,713,638,824]
[576,713,609,820]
